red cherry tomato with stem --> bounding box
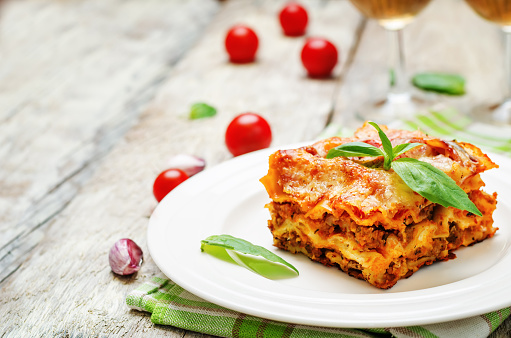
[279,3,308,37]
[300,38,338,78]
[153,169,189,202]
[225,113,272,157]
[225,25,259,63]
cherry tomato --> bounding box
[225,113,272,157]
[300,38,338,78]
[153,169,189,202]
[279,3,308,37]
[225,25,259,63]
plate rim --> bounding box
[148,145,511,328]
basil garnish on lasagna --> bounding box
[260,122,498,289]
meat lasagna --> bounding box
[260,122,498,289]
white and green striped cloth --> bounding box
[126,276,510,338]
[127,109,511,337]
[396,109,511,155]
[323,107,511,156]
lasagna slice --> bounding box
[260,122,498,289]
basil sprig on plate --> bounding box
[201,235,299,279]
[326,122,482,216]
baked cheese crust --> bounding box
[260,122,498,289]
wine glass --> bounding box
[465,0,511,124]
[348,0,432,124]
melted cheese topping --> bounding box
[260,122,497,231]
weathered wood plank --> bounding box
[145,0,364,154]
[0,0,363,336]
[5,0,508,336]
[0,0,220,285]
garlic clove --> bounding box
[166,154,206,177]
[109,238,143,275]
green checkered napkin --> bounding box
[128,109,511,337]
[127,276,510,338]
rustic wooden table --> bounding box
[1,0,509,336]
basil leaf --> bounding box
[392,143,423,158]
[189,102,217,119]
[412,73,465,95]
[369,122,393,170]
[326,123,482,216]
[391,158,482,216]
[201,234,299,279]
[326,142,384,159]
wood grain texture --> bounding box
[145,0,363,156]
[2,0,510,336]
[0,0,363,336]
[0,0,220,285]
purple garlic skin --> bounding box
[167,154,206,177]
[109,238,143,275]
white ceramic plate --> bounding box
[148,146,511,328]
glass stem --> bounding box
[504,29,511,101]
[387,28,407,96]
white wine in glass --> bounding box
[465,0,511,124]
[348,0,432,123]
